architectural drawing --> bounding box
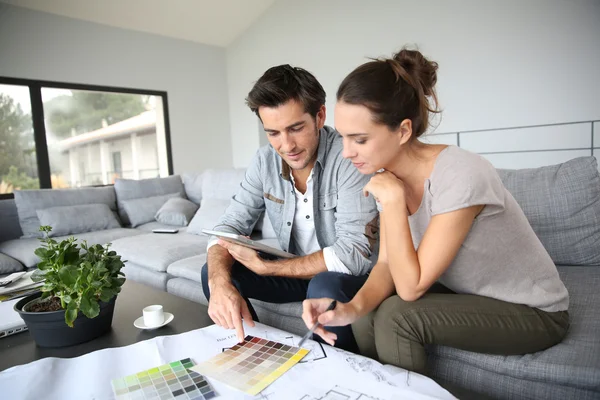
[329,348,408,388]
[298,385,384,400]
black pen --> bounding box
[298,300,337,347]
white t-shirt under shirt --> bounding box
[381,145,569,312]
[289,170,351,274]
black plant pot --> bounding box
[14,292,117,348]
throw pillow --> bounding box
[114,175,185,226]
[0,253,24,274]
[187,198,231,235]
[0,198,23,243]
[36,203,121,237]
[122,192,182,228]
[155,197,199,227]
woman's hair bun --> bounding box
[392,48,438,97]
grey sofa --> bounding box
[1,158,599,399]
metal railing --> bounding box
[426,119,599,156]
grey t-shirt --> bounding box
[401,145,569,312]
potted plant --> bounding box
[15,226,126,348]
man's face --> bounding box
[259,99,325,172]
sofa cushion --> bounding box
[13,186,117,238]
[109,232,208,273]
[200,168,246,200]
[252,302,307,337]
[0,228,143,268]
[428,356,599,400]
[497,157,600,266]
[122,262,169,291]
[182,172,203,206]
[167,277,207,305]
[114,175,185,226]
[36,203,121,237]
[251,299,305,319]
[166,254,207,282]
[122,192,181,228]
[166,239,280,282]
[0,252,24,274]
[427,266,600,391]
[0,199,22,243]
[155,197,199,227]
[187,198,230,235]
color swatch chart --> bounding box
[191,335,309,395]
[111,358,216,400]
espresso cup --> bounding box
[143,305,165,327]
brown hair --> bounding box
[337,47,440,138]
[246,64,326,119]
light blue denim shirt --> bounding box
[214,126,378,276]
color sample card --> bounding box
[191,335,309,396]
[111,358,216,400]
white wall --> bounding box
[0,3,233,174]
[226,0,600,168]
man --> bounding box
[201,64,378,352]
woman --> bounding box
[302,48,569,374]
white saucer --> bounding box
[134,312,174,330]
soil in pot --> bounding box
[26,296,62,312]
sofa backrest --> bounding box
[200,168,247,200]
[0,198,22,243]
[184,168,276,237]
[498,156,600,266]
[13,186,119,238]
[186,159,600,251]
[182,169,247,206]
[4,156,597,260]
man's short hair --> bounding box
[246,64,326,119]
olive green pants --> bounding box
[351,288,569,375]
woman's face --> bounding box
[335,101,407,174]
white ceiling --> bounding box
[0,0,276,47]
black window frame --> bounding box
[0,76,173,200]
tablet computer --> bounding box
[202,229,295,259]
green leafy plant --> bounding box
[31,225,126,327]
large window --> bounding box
[0,78,172,197]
